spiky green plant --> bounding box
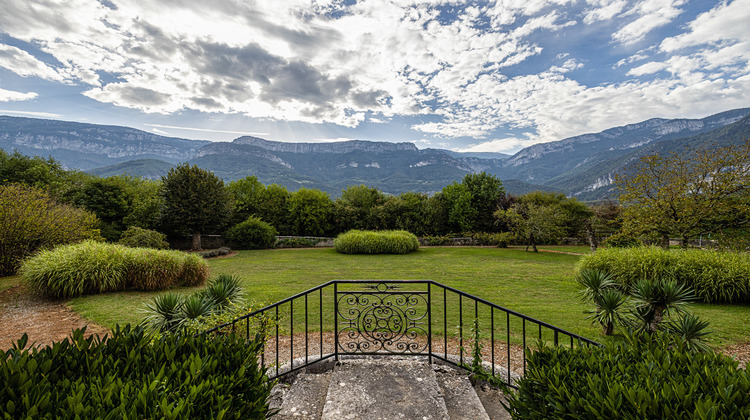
[141,292,184,332]
[665,313,712,353]
[630,279,696,332]
[203,274,243,309]
[575,269,617,304]
[180,294,216,321]
[588,289,629,336]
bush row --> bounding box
[505,334,750,419]
[0,326,273,419]
[21,241,209,298]
[576,246,750,304]
[334,230,420,254]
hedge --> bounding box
[224,216,277,250]
[0,325,273,419]
[505,335,750,419]
[21,241,209,298]
[334,230,419,254]
[576,246,750,304]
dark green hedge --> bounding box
[225,216,277,250]
[0,326,273,419]
[334,230,419,254]
[505,335,750,419]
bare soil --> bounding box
[0,284,109,350]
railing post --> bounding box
[334,282,339,361]
[427,282,432,364]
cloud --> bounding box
[459,137,536,153]
[583,0,627,24]
[0,88,37,102]
[0,108,61,118]
[144,123,269,136]
[0,44,63,81]
[627,61,667,76]
[613,0,687,45]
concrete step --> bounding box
[269,371,333,419]
[321,357,450,420]
[269,357,511,420]
[433,365,490,420]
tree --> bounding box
[616,142,750,249]
[0,149,68,190]
[494,200,566,252]
[333,185,386,231]
[440,182,475,233]
[379,192,430,235]
[461,172,505,232]
[64,176,134,241]
[0,184,101,275]
[287,188,333,236]
[160,163,233,251]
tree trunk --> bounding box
[603,322,613,336]
[649,307,664,333]
[660,233,670,250]
[531,241,538,253]
[585,220,597,252]
[192,230,202,251]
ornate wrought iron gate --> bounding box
[334,282,431,359]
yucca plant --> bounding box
[141,292,184,332]
[203,274,243,309]
[587,289,629,336]
[180,294,216,321]
[664,313,712,353]
[575,269,617,304]
[630,278,696,332]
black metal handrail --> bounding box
[200,280,599,388]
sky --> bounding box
[0,0,748,154]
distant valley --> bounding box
[2,107,749,199]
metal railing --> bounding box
[201,280,599,388]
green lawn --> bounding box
[67,247,750,347]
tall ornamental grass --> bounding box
[21,240,209,298]
[576,246,750,304]
[334,230,419,254]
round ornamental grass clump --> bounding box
[576,246,750,304]
[334,230,419,255]
[20,240,210,298]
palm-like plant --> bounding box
[664,313,712,353]
[203,274,243,309]
[630,279,696,333]
[576,269,617,304]
[141,292,184,332]
[180,294,216,320]
[587,289,629,336]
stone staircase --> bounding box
[268,357,511,420]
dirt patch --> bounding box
[0,285,109,351]
[721,342,750,369]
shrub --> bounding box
[505,334,750,419]
[0,183,102,276]
[334,230,419,254]
[0,325,274,419]
[225,216,277,250]
[199,246,232,258]
[576,246,750,303]
[422,235,453,246]
[601,231,642,248]
[21,241,209,298]
[275,237,319,248]
[142,274,245,333]
[469,232,513,247]
[117,226,169,249]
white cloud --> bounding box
[144,124,269,136]
[613,0,687,45]
[0,109,61,118]
[0,88,37,102]
[460,136,537,153]
[0,45,63,81]
[583,0,627,24]
[627,61,666,76]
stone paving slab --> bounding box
[321,357,450,420]
[433,365,490,420]
[270,371,332,419]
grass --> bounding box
[0,275,21,293]
[65,247,750,348]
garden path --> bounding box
[0,284,108,350]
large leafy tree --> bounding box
[495,200,566,252]
[616,142,750,249]
[160,163,233,250]
[287,188,333,236]
[333,185,386,231]
[461,172,505,232]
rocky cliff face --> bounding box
[233,136,418,154]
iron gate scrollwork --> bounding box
[335,282,430,355]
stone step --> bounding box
[433,365,490,420]
[269,357,511,420]
[269,371,332,420]
[321,357,451,420]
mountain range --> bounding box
[1,107,749,199]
